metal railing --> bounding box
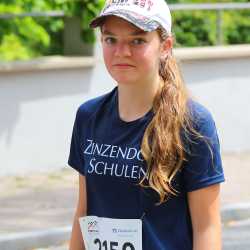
[169,3,250,45]
[169,2,250,10]
[0,11,64,19]
[0,3,250,46]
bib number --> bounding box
[79,216,142,250]
[94,238,135,250]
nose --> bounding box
[114,42,132,57]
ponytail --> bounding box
[140,42,194,204]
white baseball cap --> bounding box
[90,0,172,35]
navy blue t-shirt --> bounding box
[68,87,225,250]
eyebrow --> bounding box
[102,29,147,36]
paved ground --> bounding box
[32,224,250,250]
[0,152,249,248]
[220,152,250,205]
[223,224,250,250]
[0,168,78,234]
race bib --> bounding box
[79,216,142,250]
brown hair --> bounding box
[140,31,201,204]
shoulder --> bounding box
[75,87,116,122]
[180,100,225,192]
[187,99,216,136]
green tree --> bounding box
[0,3,50,61]
[0,0,105,61]
[169,0,250,47]
[0,0,249,61]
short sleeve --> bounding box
[68,108,85,176]
[181,105,225,192]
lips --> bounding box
[113,63,135,67]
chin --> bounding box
[116,78,138,86]
[112,74,138,85]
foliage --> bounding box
[223,9,250,44]
[172,11,217,47]
[50,0,105,43]
[0,0,249,61]
[0,0,105,61]
[0,23,50,61]
[169,0,250,47]
[0,2,55,61]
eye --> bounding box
[132,38,146,45]
[104,37,116,45]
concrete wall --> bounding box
[0,43,249,176]
[0,42,115,176]
[180,57,250,153]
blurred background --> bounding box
[0,0,249,61]
[0,1,250,250]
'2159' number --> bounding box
[94,238,135,250]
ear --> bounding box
[160,36,173,60]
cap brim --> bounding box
[90,9,160,32]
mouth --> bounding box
[113,64,135,68]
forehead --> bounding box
[101,15,147,35]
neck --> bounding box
[117,76,163,122]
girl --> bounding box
[68,0,225,249]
